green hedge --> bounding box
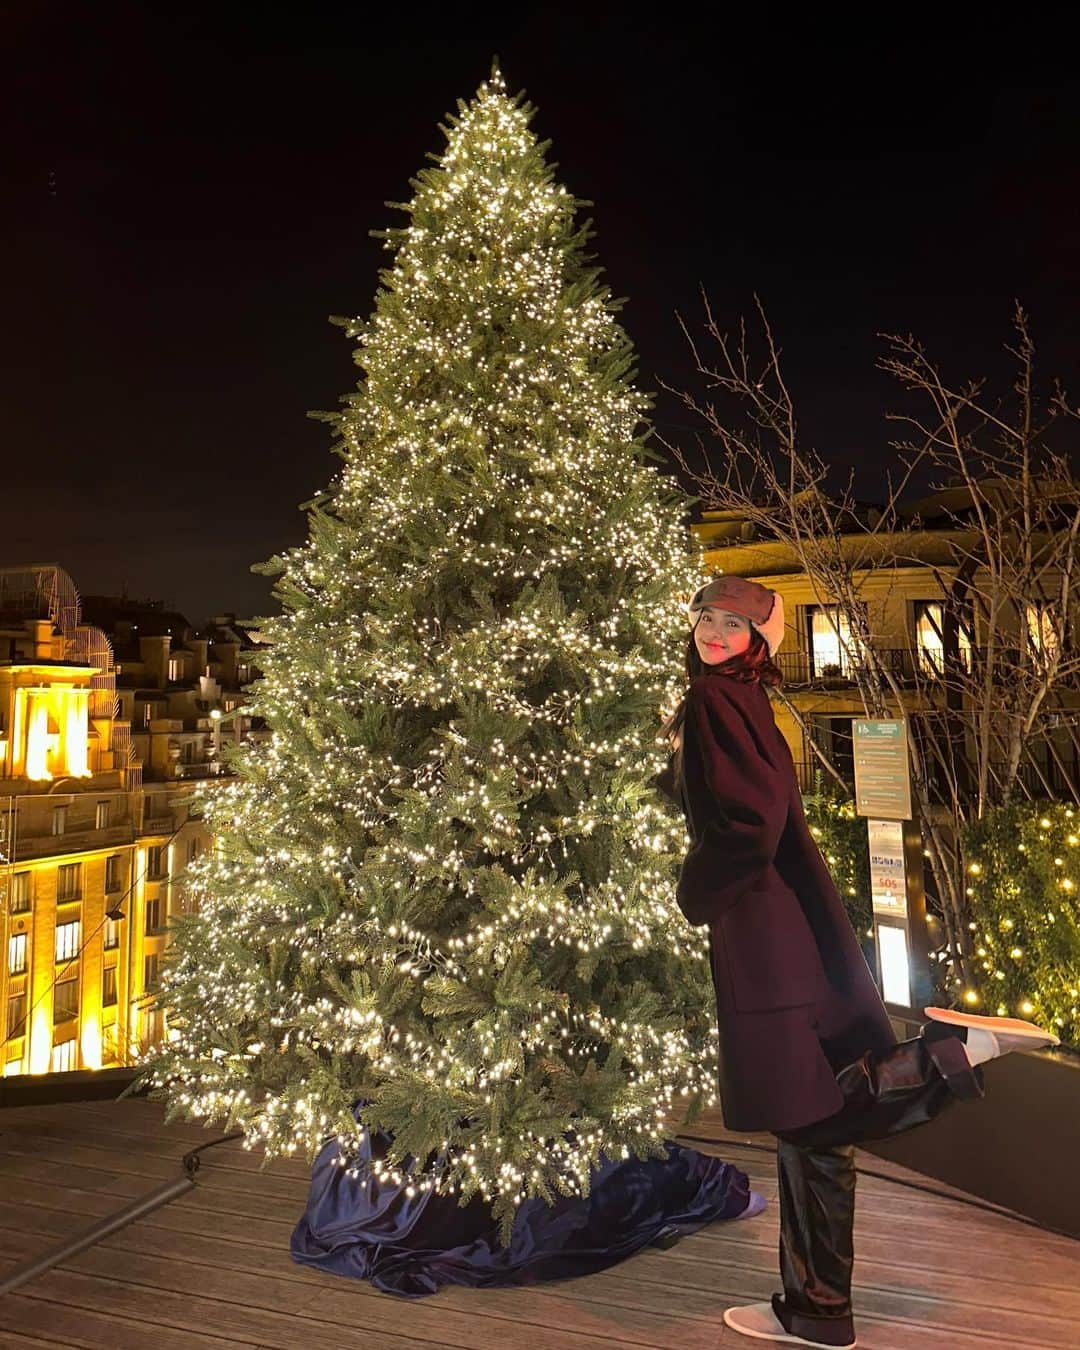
[962,804,1080,1049]
[801,778,872,939]
[800,788,1079,1047]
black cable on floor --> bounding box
[181,1130,244,1176]
[0,1129,248,1295]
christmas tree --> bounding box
[147,67,715,1236]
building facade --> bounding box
[695,491,1080,804]
[0,566,260,1078]
[79,596,260,785]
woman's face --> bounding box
[693,607,753,665]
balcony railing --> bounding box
[89,688,118,719]
[774,646,1069,691]
[775,649,920,688]
[792,760,838,792]
[174,761,231,780]
[12,822,135,862]
[987,758,1080,802]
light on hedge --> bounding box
[962,802,1080,1048]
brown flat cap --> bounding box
[687,576,786,655]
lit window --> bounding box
[52,806,67,837]
[55,920,80,962]
[808,606,851,678]
[105,855,123,893]
[104,915,121,950]
[143,1007,164,1048]
[51,1038,77,1072]
[96,801,110,830]
[914,602,973,675]
[102,1024,119,1063]
[144,953,160,990]
[11,871,32,913]
[168,658,181,681]
[57,863,81,901]
[6,992,26,1040]
[8,933,27,975]
[54,977,79,1023]
[1025,603,1060,660]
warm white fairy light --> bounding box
[961,802,1080,1041]
[142,67,717,1234]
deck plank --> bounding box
[3,1261,652,1350]
[0,1176,299,1249]
[0,1262,261,1350]
[0,1103,314,1179]
[0,1133,310,1202]
[0,1099,1077,1350]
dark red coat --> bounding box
[673,674,895,1134]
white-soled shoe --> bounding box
[923,1006,1060,1065]
[723,1302,856,1347]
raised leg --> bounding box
[780,1026,983,1152]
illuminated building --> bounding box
[696,489,1080,801]
[0,566,260,1077]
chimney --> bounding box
[188,637,209,674]
[31,619,56,660]
[139,635,171,689]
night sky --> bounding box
[5,6,1078,624]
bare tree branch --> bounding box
[671,299,1080,990]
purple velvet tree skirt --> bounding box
[290,1126,754,1297]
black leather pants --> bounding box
[769,1028,983,1346]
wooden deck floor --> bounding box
[1,1097,1077,1349]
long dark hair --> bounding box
[662,627,783,749]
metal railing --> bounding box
[775,649,920,687]
[776,646,1076,691]
[174,762,230,780]
[11,822,136,862]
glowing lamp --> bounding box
[81,1014,103,1070]
[25,699,52,781]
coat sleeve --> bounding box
[675,679,792,926]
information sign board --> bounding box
[853,719,912,820]
[868,818,907,914]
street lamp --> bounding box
[209,708,222,763]
[208,706,247,772]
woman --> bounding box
[665,574,1058,1349]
